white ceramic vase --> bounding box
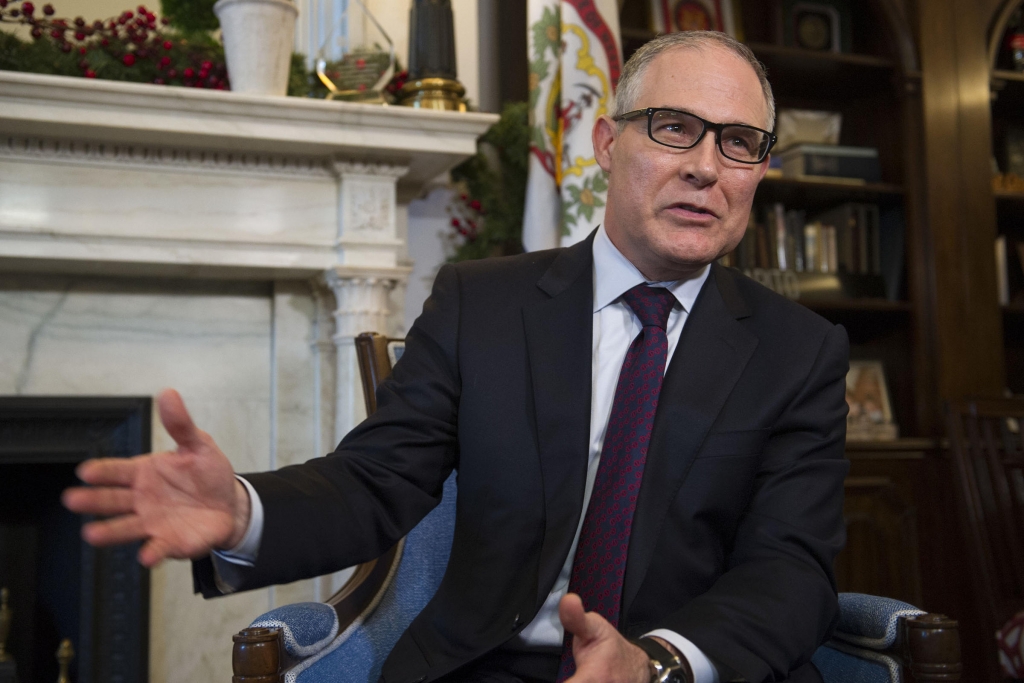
[214,0,297,96]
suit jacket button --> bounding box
[414,676,426,683]
[512,613,521,630]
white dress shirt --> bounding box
[213,225,719,683]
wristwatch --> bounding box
[630,637,694,683]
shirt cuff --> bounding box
[644,629,720,683]
[209,476,264,592]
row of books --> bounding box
[722,202,883,275]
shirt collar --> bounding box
[592,224,711,314]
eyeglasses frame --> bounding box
[613,107,778,164]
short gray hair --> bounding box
[614,31,776,130]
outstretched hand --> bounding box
[559,593,651,683]
[62,388,249,568]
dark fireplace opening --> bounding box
[0,398,151,683]
[1,462,83,683]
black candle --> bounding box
[407,0,457,80]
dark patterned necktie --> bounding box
[556,283,676,681]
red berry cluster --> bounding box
[449,193,484,241]
[384,69,409,99]
[0,0,229,89]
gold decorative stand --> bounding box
[55,639,74,683]
[0,588,11,663]
[0,588,16,683]
[397,77,467,112]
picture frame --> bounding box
[846,360,899,441]
[649,0,739,38]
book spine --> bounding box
[773,202,787,270]
[996,236,1010,305]
[804,222,819,273]
[869,204,882,274]
[857,206,869,274]
[827,225,838,273]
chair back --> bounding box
[355,333,403,415]
[945,398,1024,679]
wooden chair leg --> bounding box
[232,627,282,683]
[902,614,962,682]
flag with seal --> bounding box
[523,0,622,251]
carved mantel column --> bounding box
[325,160,412,443]
[325,268,408,443]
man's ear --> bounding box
[593,115,617,173]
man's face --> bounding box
[594,45,771,280]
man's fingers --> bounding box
[138,537,170,568]
[82,515,146,546]
[559,593,591,639]
[157,388,204,450]
[63,486,134,516]
[76,457,137,486]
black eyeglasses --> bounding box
[614,107,777,164]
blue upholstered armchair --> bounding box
[229,334,962,683]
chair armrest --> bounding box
[813,596,961,683]
[230,542,404,682]
[832,593,924,650]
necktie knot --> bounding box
[621,284,675,330]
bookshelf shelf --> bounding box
[747,43,897,70]
[994,190,1024,202]
[992,69,1024,84]
[802,298,911,313]
[845,438,937,456]
[756,177,905,209]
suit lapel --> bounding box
[622,265,759,617]
[522,235,595,609]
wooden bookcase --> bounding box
[618,0,930,439]
[989,4,1024,395]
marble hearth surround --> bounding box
[0,70,497,683]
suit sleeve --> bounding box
[655,323,850,683]
[193,264,464,596]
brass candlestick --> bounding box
[0,588,11,662]
[399,0,467,112]
[56,639,74,683]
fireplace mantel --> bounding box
[0,71,496,190]
[0,70,497,278]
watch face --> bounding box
[795,10,833,50]
[664,669,689,683]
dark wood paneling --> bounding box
[497,0,528,106]
[918,0,1006,406]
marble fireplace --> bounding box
[0,71,496,682]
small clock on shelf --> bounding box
[782,0,851,53]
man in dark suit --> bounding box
[64,31,849,683]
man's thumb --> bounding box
[158,388,203,449]
[559,593,597,643]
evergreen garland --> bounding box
[0,0,228,87]
[159,0,216,33]
[448,101,530,262]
